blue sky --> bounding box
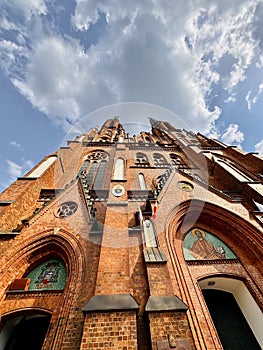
[0,0,263,192]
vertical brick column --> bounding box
[95,202,131,295]
[145,296,195,350]
[81,294,138,349]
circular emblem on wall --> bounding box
[54,201,78,218]
[177,181,194,192]
[112,184,125,197]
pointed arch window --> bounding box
[170,153,183,165]
[79,160,89,175]
[80,151,109,189]
[138,173,147,190]
[94,160,107,189]
[25,258,67,291]
[113,158,125,180]
[135,152,149,165]
[153,153,167,166]
[86,162,98,186]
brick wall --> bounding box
[148,311,195,350]
[80,311,137,349]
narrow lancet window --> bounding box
[138,173,147,190]
[94,160,107,189]
[143,219,157,247]
[114,158,125,180]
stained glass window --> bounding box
[26,259,67,291]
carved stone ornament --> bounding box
[86,151,108,161]
[177,181,194,192]
[54,201,78,218]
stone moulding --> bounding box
[145,295,188,312]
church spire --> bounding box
[148,117,158,127]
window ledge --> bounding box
[0,231,20,236]
[6,290,64,297]
[144,247,167,263]
[111,179,127,182]
[0,200,15,206]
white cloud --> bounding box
[0,16,18,31]
[9,140,23,149]
[6,159,34,180]
[245,83,263,110]
[6,159,23,178]
[255,140,263,155]
[224,95,236,103]
[221,123,244,146]
[1,0,263,135]
[2,0,47,20]
[0,39,26,76]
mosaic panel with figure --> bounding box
[183,228,237,261]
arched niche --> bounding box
[166,199,262,265]
[169,153,183,165]
[0,230,86,350]
[0,230,85,298]
[135,152,148,164]
[153,153,167,166]
[138,173,147,190]
[143,219,157,248]
[113,158,125,180]
[165,200,263,350]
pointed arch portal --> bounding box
[0,313,51,350]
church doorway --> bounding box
[0,313,51,350]
[199,277,262,349]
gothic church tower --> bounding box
[0,117,262,350]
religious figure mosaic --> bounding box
[183,228,237,261]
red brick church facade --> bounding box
[0,118,262,349]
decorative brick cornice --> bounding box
[6,290,63,298]
[187,259,239,265]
